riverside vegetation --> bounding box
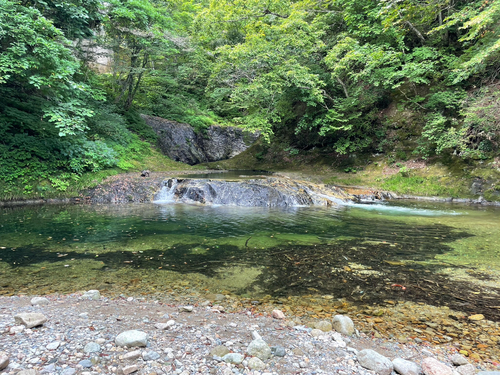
[0,0,500,200]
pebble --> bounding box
[450,354,469,366]
[222,353,244,365]
[46,341,60,350]
[179,305,193,312]
[315,320,333,332]
[332,315,355,336]
[60,368,76,375]
[84,342,101,353]
[115,330,148,347]
[78,359,93,368]
[247,338,272,360]
[271,346,286,357]
[457,364,478,375]
[0,352,9,370]
[210,345,230,357]
[421,357,453,375]
[248,357,266,370]
[10,325,25,334]
[14,312,47,328]
[272,309,285,319]
[18,370,40,375]
[120,364,139,374]
[393,357,420,375]
[357,349,394,375]
[82,290,101,300]
[30,297,49,306]
[142,350,160,361]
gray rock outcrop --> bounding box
[143,115,260,165]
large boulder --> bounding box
[142,115,260,165]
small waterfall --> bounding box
[154,179,178,203]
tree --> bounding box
[103,0,178,111]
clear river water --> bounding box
[1,192,500,322]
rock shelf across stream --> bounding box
[1,292,499,375]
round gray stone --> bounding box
[248,357,266,370]
[247,338,272,361]
[357,349,394,375]
[332,315,355,336]
[222,353,244,365]
[84,342,101,353]
[78,359,92,368]
[115,330,148,347]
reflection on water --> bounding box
[1,201,500,320]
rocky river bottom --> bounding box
[0,290,499,375]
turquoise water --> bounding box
[1,200,499,319]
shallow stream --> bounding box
[1,198,500,320]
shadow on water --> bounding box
[3,216,500,320]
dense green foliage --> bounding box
[0,0,499,199]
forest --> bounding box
[0,0,499,200]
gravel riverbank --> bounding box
[1,292,499,375]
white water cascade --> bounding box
[154,179,178,203]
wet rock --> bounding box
[393,358,420,375]
[248,357,266,370]
[456,364,477,375]
[0,352,9,370]
[210,346,230,358]
[421,357,453,375]
[247,338,272,360]
[450,354,469,366]
[30,297,49,306]
[115,330,148,347]
[332,315,355,335]
[82,290,100,300]
[315,320,333,332]
[14,313,47,328]
[357,349,394,375]
[84,342,101,353]
[468,314,484,321]
[222,353,244,365]
[272,309,285,319]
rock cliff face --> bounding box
[142,115,260,165]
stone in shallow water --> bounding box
[468,314,484,321]
[392,358,420,375]
[115,330,148,347]
[247,338,272,360]
[315,320,333,332]
[357,349,393,375]
[82,290,100,300]
[421,357,453,375]
[332,315,355,336]
[14,313,47,328]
